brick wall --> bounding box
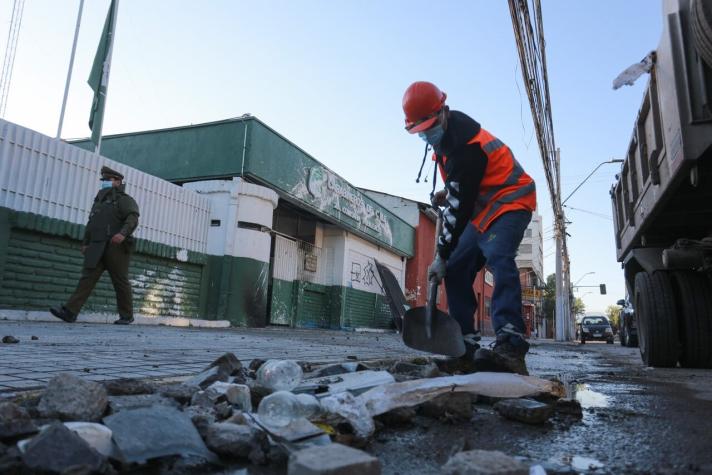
[0,209,206,319]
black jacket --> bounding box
[433,110,488,260]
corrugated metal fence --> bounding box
[272,234,330,285]
[0,120,210,253]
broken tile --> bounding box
[38,373,108,422]
[288,443,381,475]
[108,393,179,413]
[159,382,200,404]
[103,405,213,463]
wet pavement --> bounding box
[1,320,711,474]
[371,341,712,474]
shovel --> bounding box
[402,211,465,357]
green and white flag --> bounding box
[88,0,118,150]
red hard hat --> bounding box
[402,81,447,133]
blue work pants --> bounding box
[444,210,532,338]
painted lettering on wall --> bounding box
[304,167,393,242]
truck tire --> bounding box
[634,271,679,367]
[670,271,712,368]
[692,0,712,68]
[619,325,627,346]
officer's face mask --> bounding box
[100,179,113,190]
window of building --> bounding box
[484,297,492,318]
[525,228,532,238]
[519,243,532,254]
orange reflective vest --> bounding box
[438,127,536,232]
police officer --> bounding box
[50,166,140,325]
[403,81,536,375]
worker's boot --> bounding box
[474,334,530,376]
[49,306,76,323]
[437,332,481,374]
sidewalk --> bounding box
[0,319,422,394]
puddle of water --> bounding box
[574,383,609,409]
[571,455,605,472]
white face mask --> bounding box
[100,179,113,190]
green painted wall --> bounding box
[0,229,203,317]
[267,277,393,330]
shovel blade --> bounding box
[402,307,466,357]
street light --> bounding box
[562,159,624,206]
[574,271,595,287]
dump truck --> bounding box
[611,0,712,368]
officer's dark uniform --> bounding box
[50,166,140,324]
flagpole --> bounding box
[57,0,84,139]
[95,0,119,154]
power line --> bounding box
[0,0,26,118]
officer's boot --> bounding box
[114,315,134,325]
[474,332,530,376]
[49,306,76,323]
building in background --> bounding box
[0,117,416,331]
[361,190,495,336]
[516,210,544,337]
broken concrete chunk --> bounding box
[159,382,200,404]
[390,361,440,379]
[203,422,265,460]
[288,442,381,475]
[215,401,233,420]
[184,366,229,389]
[103,405,213,463]
[104,378,156,396]
[184,405,216,438]
[206,352,243,376]
[555,398,583,419]
[204,382,252,411]
[108,393,179,413]
[442,449,529,475]
[0,402,37,441]
[361,372,563,417]
[376,406,416,427]
[37,373,108,422]
[494,399,553,425]
[419,392,474,420]
[310,362,367,378]
[22,423,106,474]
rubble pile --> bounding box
[0,352,576,474]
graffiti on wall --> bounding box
[347,250,396,294]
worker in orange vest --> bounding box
[403,81,536,375]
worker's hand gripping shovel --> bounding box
[399,210,465,357]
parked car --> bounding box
[617,299,638,348]
[579,315,614,344]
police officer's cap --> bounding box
[100,166,124,180]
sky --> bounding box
[1,0,662,313]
